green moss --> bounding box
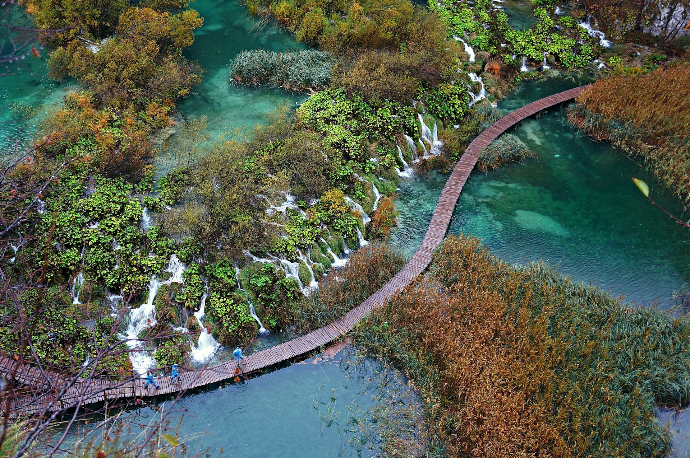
[298,262,311,286]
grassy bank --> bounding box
[569,63,690,211]
[354,235,690,457]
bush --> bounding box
[231,49,335,91]
[477,133,536,171]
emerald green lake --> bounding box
[392,75,690,308]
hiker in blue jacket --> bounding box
[233,347,243,361]
[144,371,159,389]
[171,364,181,383]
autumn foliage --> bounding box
[356,236,690,457]
[571,63,690,210]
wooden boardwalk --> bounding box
[3,85,588,418]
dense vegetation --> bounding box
[570,63,690,211]
[356,236,690,457]
[231,49,334,91]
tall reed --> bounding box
[355,235,690,457]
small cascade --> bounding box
[578,19,612,47]
[372,184,381,211]
[9,243,17,263]
[554,6,563,14]
[264,192,305,216]
[123,255,186,375]
[342,236,351,256]
[542,53,551,70]
[418,114,443,157]
[243,250,273,265]
[36,199,46,214]
[190,291,221,363]
[404,134,419,162]
[321,237,348,268]
[235,267,269,335]
[345,197,371,225]
[107,294,123,317]
[141,208,152,231]
[521,56,529,72]
[468,73,487,107]
[273,256,305,291]
[356,228,369,247]
[453,36,475,63]
[71,272,84,305]
[297,249,318,293]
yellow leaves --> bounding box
[631,177,649,197]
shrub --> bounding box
[477,133,536,171]
[231,49,335,91]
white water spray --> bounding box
[141,208,152,231]
[356,228,369,247]
[190,291,221,363]
[235,267,269,335]
[521,56,529,72]
[418,114,443,157]
[345,197,371,225]
[372,184,381,211]
[578,19,612,47]
[468,73,487,107]
[123,255,185,375]
[71,272,84,305]
[321,237,348,268]
[404,134,419,162]
[453,36,475,63]
[542,53,551,70]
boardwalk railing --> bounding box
[3,85,588,417]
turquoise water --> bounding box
[67,349,419,457]
[392,77,690,308]
[0,8,69,159]
[173,0,307,141]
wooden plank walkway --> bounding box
[2,85,588,418]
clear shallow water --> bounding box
[68,349,418,457]
[172,0,307,143]
[0,14,70,158]
[392,77,690,308]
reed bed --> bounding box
[230,49,334,92]
[355,235,690,457]
[477,133,536,171]
[571,64,690,210]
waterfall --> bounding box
[453,36,475,63]
[578,19,612,47]
[36,199,46,214]
[264,192,305,216]
[372,184,381,211]
[396,144,412,178]
[342,236,351,256]
[235,267,269,335]
[554,6,563,14]
[123,255,186,375]
[8,243,17,263]
[418,114,443,157]
[404,134,419,162]
[274,256,305,291]
[521,56,529,72]
[71,272,84,305]
[356,228,369,247]
[468,73,487,107]
[345,197,371,225]
[542,53,551,70]
[141,208,152,231]
[322,237,348,268]
[190,291,221,363]
[297,249,318,294]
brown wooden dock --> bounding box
[2,85,588,418]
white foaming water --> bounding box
[71,271,84,305]
[235,266,269,335]
[521,56,529,72]
[372,184,381,211]
[9,243,17,263]
[297,249,318,294]
[356,228,369,247]
[396,144,413,177]
[264,192,305,216]
[468,73,487,107]
[123,255,186,375]
[578,20,612,47]
[418,114,443,157]
[453,36,475,62]
[404,134,419,162]
[345,197,371,225]
[542,53,551,70]
[37,199,46,214]
[555,6,564,14]
[321,237,348,268]
[342,236,352,255]
[190,291,221,363]
[141,208,152,231]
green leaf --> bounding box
[158,453,170,458]
[632,177,649,197]
[161,433,179,447]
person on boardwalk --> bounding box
[233,347,243,361]
[144,371,159,389]
[171,364,181,383]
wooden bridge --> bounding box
[2,85,588,418]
